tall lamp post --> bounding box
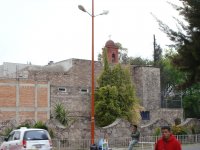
[78,1,108,145]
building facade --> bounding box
[0,40,183,127]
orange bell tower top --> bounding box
[104,40,119,64]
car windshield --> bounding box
[24,130,49,140]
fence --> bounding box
[51,134,200,150]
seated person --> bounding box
[98,133,111,150]
[128,125,140,150]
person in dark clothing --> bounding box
[155,126,182,150]
[128,125,140,150]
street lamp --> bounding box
[78,1,108,145]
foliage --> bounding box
[153,0,200,89]
[153,35,162,66]
[17,122,32,129]
[172,125,188,135]
[129,57,153,66]
[174,118,181,126]
[158,50,186,107]
[33,121,48,130]
[183,83,200,118]
[95,49,141,127]
[98,53,102,62]
[95,85,121,126]
[54,103,69,126]
[115,42,129,64]
[0,127,13,136]
[153,127,161,136]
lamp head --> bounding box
[101,10,109,15]
[78,5,87,12]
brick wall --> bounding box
[0,79,50,124]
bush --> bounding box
[172,125,188,135]
[174,118,181,126]
[17,123,32,129]
[0,127,13,136]
[153,127,161,136]
[33,121,48,130]
[54,103,69,126]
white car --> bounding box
[0,127,52,150]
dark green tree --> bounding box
[95,49,140,127]
[153,0,200,88]
[98,48,112,87]
[129,57,153,66]
[153,35,162,66]
[159,50,186,107]
[183,83,200,118]
[95,85,121,126]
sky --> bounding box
[0,0,182,65]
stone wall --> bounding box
[179,118,200,129]
[132,66,160,109]
[27,59,103,117]
[1,117,199,141]
[150,108,183,124]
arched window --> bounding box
[112,53,115,63]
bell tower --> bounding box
[104,40,119,64]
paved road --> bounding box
[182,144,200,150]
[113,144,200,150]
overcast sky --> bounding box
[0,0,182,65]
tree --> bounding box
[159,50,186,107]
[98,53,102,62]
[129,57,153,66]
[115,42,129,64]
[183,83,200,118]
[153,35,162,66]
[153,0,200,89]
[95,49,141,127]
[95,85,121,126]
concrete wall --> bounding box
[0,62,32,78]
[0,79,50,124]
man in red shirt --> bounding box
[155,126,182,150]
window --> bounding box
[140,111,150,120]
[112,53,115,63]
[24,130,49,140]
[80,88,89,93]
[58,87,66,92]
[13,131,20,140]
[7,131,15,141]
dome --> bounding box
[105,40,116,47]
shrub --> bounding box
[174,118,181,126]
[54,103,69,126]
[33,121,48,130]
[17,122,32,129]
[153,127,161,136]
[0,127,13,136]
[172,125,188,135]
